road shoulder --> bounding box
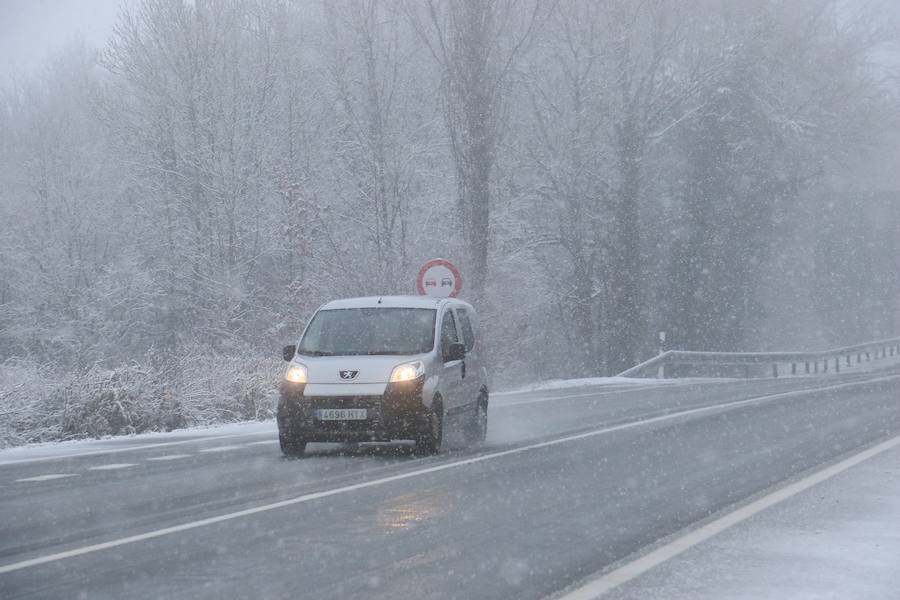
[603,436,900,600]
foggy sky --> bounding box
[0,0,124,80]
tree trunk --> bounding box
[607,126,644,374]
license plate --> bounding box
[316,408,368,421]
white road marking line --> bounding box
[1,373,897,575]
[87,464,138,471]
[493,384,650,397]
[145,454,193,462]
[493,375,878,408]
[493,384,679,407]
[244,440,278,446]
[15,474,79,483]
[198,445,244,453]
[557,431,900,600]
[0,432,276,467]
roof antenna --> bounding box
[377,296,382,304]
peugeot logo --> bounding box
[339,370,359,380]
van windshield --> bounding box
[297,308,436,356]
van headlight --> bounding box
[389,360,424,383]
[284,363,308,383]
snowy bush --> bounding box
[0,354,281,447]
[172,349,281,426]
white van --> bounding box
[277,296,489,456]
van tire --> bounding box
[415,398,443,455]
[279,432,307,457]
[469,391,488,444]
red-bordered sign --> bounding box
[416,258,463,298]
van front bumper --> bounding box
[277,378,427,443]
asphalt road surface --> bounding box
[2,367,899,599]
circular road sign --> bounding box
[416,258,463,298]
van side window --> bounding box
[456,308,476,352]
[440,310,458,354]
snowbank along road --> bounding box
[1,367,899,599]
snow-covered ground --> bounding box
[605,437,900,600]
[0,419,276,465]
[7,365,892,461]
[0,377,708,458]
[495,376,653,394]
[499,351,900,395]
[495,376,728,395]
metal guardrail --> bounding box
[617,336,900,379]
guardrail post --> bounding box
[835,357,840,372]
[857,353,862,363]
[824,359,828,372]
[866,351,871,361]
[814,361,819,373]
[846,355,851,366]
[791,363,797,375]
[805,362,810,374]
[772,364,778,378]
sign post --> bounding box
[416,258,463,298]
[657,331,667,379]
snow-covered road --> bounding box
[1,367,899,599]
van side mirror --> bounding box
[444,342,466,362]
[282,345,296,362]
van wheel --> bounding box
[470,392,488,444]
[415,399,443,455]
[279,432,307,457]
